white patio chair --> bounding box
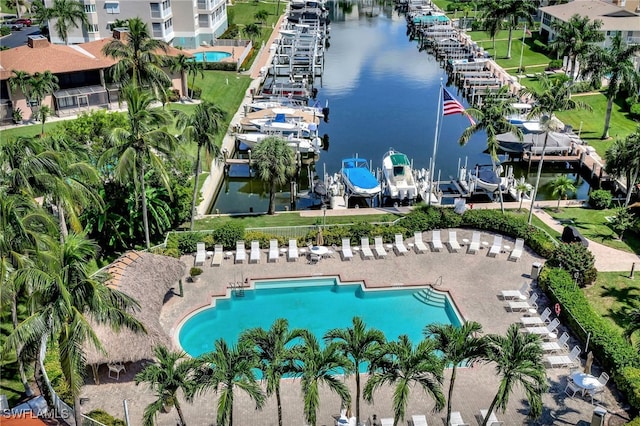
[447,230,461,253]
[411,414,428,426]
[501,282,529,300]
[523,317,560,337]
[507,293,538,312]
[565,379,582,398]
[480,409,504,426]
[235,241,246,264]
[414,232,428,253]
[108,362,125,380]
[341,238,353,261]
[381,419,394,426]
[541,332,570,353]
[250,240,261,264]
[488,235,503,257]
[288,239,299,262]
[449,411,469,426]
[431,230,443,252]
[467,231,480,254]
[269,239,279,262]
[374,236,387,259]
[394,234,408,255]
[361,237,374,260]
[211,244,223,266]
[194,242,206,266]
[520,307,552,326]
[509,238,525,261]
[545,345,581,368]
[585,372,609,404]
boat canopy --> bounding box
[390,153,410,166]
[342,158,378,191]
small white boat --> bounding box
[381,149,418,204]
[235,133,321,154]
[239,108,320,137]
[247,98,325,119]
[340,157,381,197]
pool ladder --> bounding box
[228,280,245,297]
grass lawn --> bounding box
[543,206,640,254]
[466,35,551,70]
[228,1,282,48]
[193,212,402,230]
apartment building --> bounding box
[45,0,228,48]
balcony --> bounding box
[197,0,213,10]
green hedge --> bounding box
[538,267,640,409]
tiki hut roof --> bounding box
[84,251,186,366]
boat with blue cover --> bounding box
[340,157,381,197]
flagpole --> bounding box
[428,78,444,206]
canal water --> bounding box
[210,1,590,214]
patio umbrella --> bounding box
[316,227,324,246]
[584,351,594,375]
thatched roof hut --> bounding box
[84,251,186,371]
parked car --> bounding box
[13,18,32,27]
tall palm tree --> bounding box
[47,0,88,45]
[292,332,351,426]
[499,0,536,59]
[8,70,35,117]
[190,339,265,426]
[252,136,297,215]
[242,23,261,42]
[605,127,640,206]
[477,0,502,51]
[324,317,385,426]
[239,319,305,426]
[99,85,177,249]
[5,0,27,18]
[515,180,531,211]
[175,101,226,230]
[458,86,523,212]
[0,136,58,195]
[6,233,144,426]
[481,324,546,426]
[522,74,590,223]
[549,14,604,80]
[364,335,445,426]
[187,60,204,99]
[29,71,60,110]
[582,33,640,139]
[135,346,195,426]
[102,17,171,92]
[425,321,487,426]
[550,174,576,210]
[169,53,191,99]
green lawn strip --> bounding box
[193,212,402,230]
[509,209,561,239]
[1,121,58,140]
[542,206,640,254]
[228,1,282,47]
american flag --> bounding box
[443,87,476,126]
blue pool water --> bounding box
[192,51,232,62]
[178,277,462,358]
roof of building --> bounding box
[540,0,640,31]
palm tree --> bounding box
[102,17,171,92]
[254,9,269,24]
[252,136,297,215]
[364,335,445,426]
[99,85,178,249]
[8,70,35,116]
[47,0,88,45]
[243,23,261,42]
[186,60,204,99]
[481,324,546,426]
[425,321,487,426]
[458,86,523,212]
[549,14,604,80]
[175,102,226,230]
[623,307,640,347]
[190,339,265,426]
[37,105,51,134]
[324,317,385,426]
[477,0,502,51]
[5,0,27,18]
[135,346,195,426]
[7,233,144,426]
[29,71,60,110]
[239,319,305,426]
[292,331,351,426]
[522,74,590,223]
[605,127,640,206]
[170,53,191,99]
[550,174,576,210]
[582,33,640,139]
[499,0,536,59]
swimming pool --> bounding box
[178,277,463,358]
[192,51,232,62]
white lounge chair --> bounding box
[394,234,408,255]
[449,411,469,426]
[480,409,504,426]
[288,239,298,262]
[250,240,261,263]
[194,242,206,266]
[414,232,428,253]
[447,230,461,252]
[507,293,538,312]
[467,231,480,254]
[520,307,552,326]
[431,230,443,252]
[541,332,570,353]
[211,244,223,266]
[545,345,581,368]
[488,235,503,257]
[374,236,387,259]
[341,238,353,261]
[411,414,428,426]
[500,282,529,300]
[235,241,246,264]
[381,419,394,426]
[269,239,279,262]
[509,238,525,261]
[361,237,374,260]
[523,317,560,337]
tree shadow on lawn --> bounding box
[600,284,640,329]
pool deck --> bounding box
[79,228,631,426]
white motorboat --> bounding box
[235,133,321,154]
[381,149,418,204]
[239,107,320,137]
[340,157,381,197]
[247,98,326,119]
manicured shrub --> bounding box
[619,367,640,411]
[0,26,11,36]
[174,232,203,255]
[588,189,612,209]
[630,103,640,120]
[211,221,245,249]
[244,231,285,248]
[547,242,597,286]
[86,410,126,426]
[547,59,563,70]
[626,417,640,426]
